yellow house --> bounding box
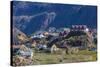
[31,41,36,48]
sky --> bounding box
[12,1,97,35]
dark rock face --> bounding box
[12,27,27,45]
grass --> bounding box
[32,50,97,65]
[12,49,97,66]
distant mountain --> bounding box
[12,1,97,36]
[13,11,56,35]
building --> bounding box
[71,25,89,32]
[48,27,56,33]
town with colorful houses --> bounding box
[12,25,97,66]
